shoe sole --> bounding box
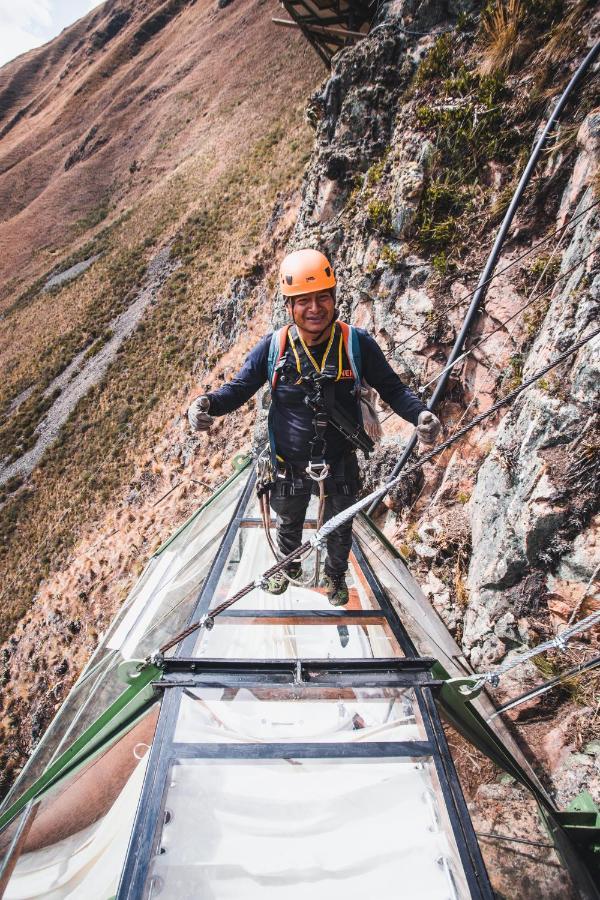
[328,595,349,607]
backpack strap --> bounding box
[268,325,290,390]
[337,321,362,382]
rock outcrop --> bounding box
[282,0,600,812]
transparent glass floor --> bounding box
[209,515,380,615]
[174,685,427,744]
[147,757,469,900]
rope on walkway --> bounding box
[152,324,600,661]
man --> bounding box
[188,248,440,605]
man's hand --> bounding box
[188,396,213,432]
[416,410,441,446]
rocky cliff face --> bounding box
[0,1,598,889]
[284,0,600,831]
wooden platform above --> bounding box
[273,0,377,66]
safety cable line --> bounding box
[153,325,600,659]
[370,195,599,505]
[488,654,600,719]
[416,244,599,393]
[313,328,599,544]
[375,242,598,422]
[476,831,555,850]
[566,560,600,628]
[467,607,600,694]
[374,221,593,530]
[368,39,600,516]
[394,231,566,523]
[376,241,597,431]
[384,197,599,357]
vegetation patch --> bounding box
[0,112,312,643]
[413,61,518,259]
[409,3,592,267]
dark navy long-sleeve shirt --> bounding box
[206,328,427,462]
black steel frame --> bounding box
[117,469,493,899]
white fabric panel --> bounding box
[149,759,469,899]
[5,755,148,900]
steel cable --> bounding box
[154,324,599,659]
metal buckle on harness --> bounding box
[306,460,330,482]
[256,447,275,498]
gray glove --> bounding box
[188,395,213,432]
[416,410,441,445]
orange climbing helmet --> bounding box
[279,248,336,297]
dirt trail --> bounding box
[0,246,178,486]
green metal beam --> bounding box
[0,662,162,833]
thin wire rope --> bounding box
[377,198,599,359]
[566,560,600,628]
[3,202,597,624]
[403,224,573,523]
[488,653,600,719]
[402,313,522,527]
[421,218,573,392]
[375,232,595,525]
[379,241,598,427]
[416,242,597,394]
[315,325,599,547]
[471,607,600,691]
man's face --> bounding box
[288,290,335,337]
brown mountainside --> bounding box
[0,6,598,891]
[0,0,321,793]
[0,0,314,292]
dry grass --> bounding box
[445,722,501,799]
[0,108,313,641]
[479,0,528,75]
[533,0,591,79]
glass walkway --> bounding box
[0,461,597,899]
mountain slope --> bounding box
[0,0,322,791]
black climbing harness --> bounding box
[276,323,375,468]
[256,323,371,586]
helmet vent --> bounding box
[285,275,293,285]
[325,266,331,277]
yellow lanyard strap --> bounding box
[290,324,343,378]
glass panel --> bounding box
[209,525,379,613]
[0,469,248,817]
[192,619,403,659]
[106,469,247,656]
[147,757,470,899]
[174,685,426,743]
[354,515,464,669]
[1,706,159,900]
[354,516,544,789]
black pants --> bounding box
[269,456,359,578]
